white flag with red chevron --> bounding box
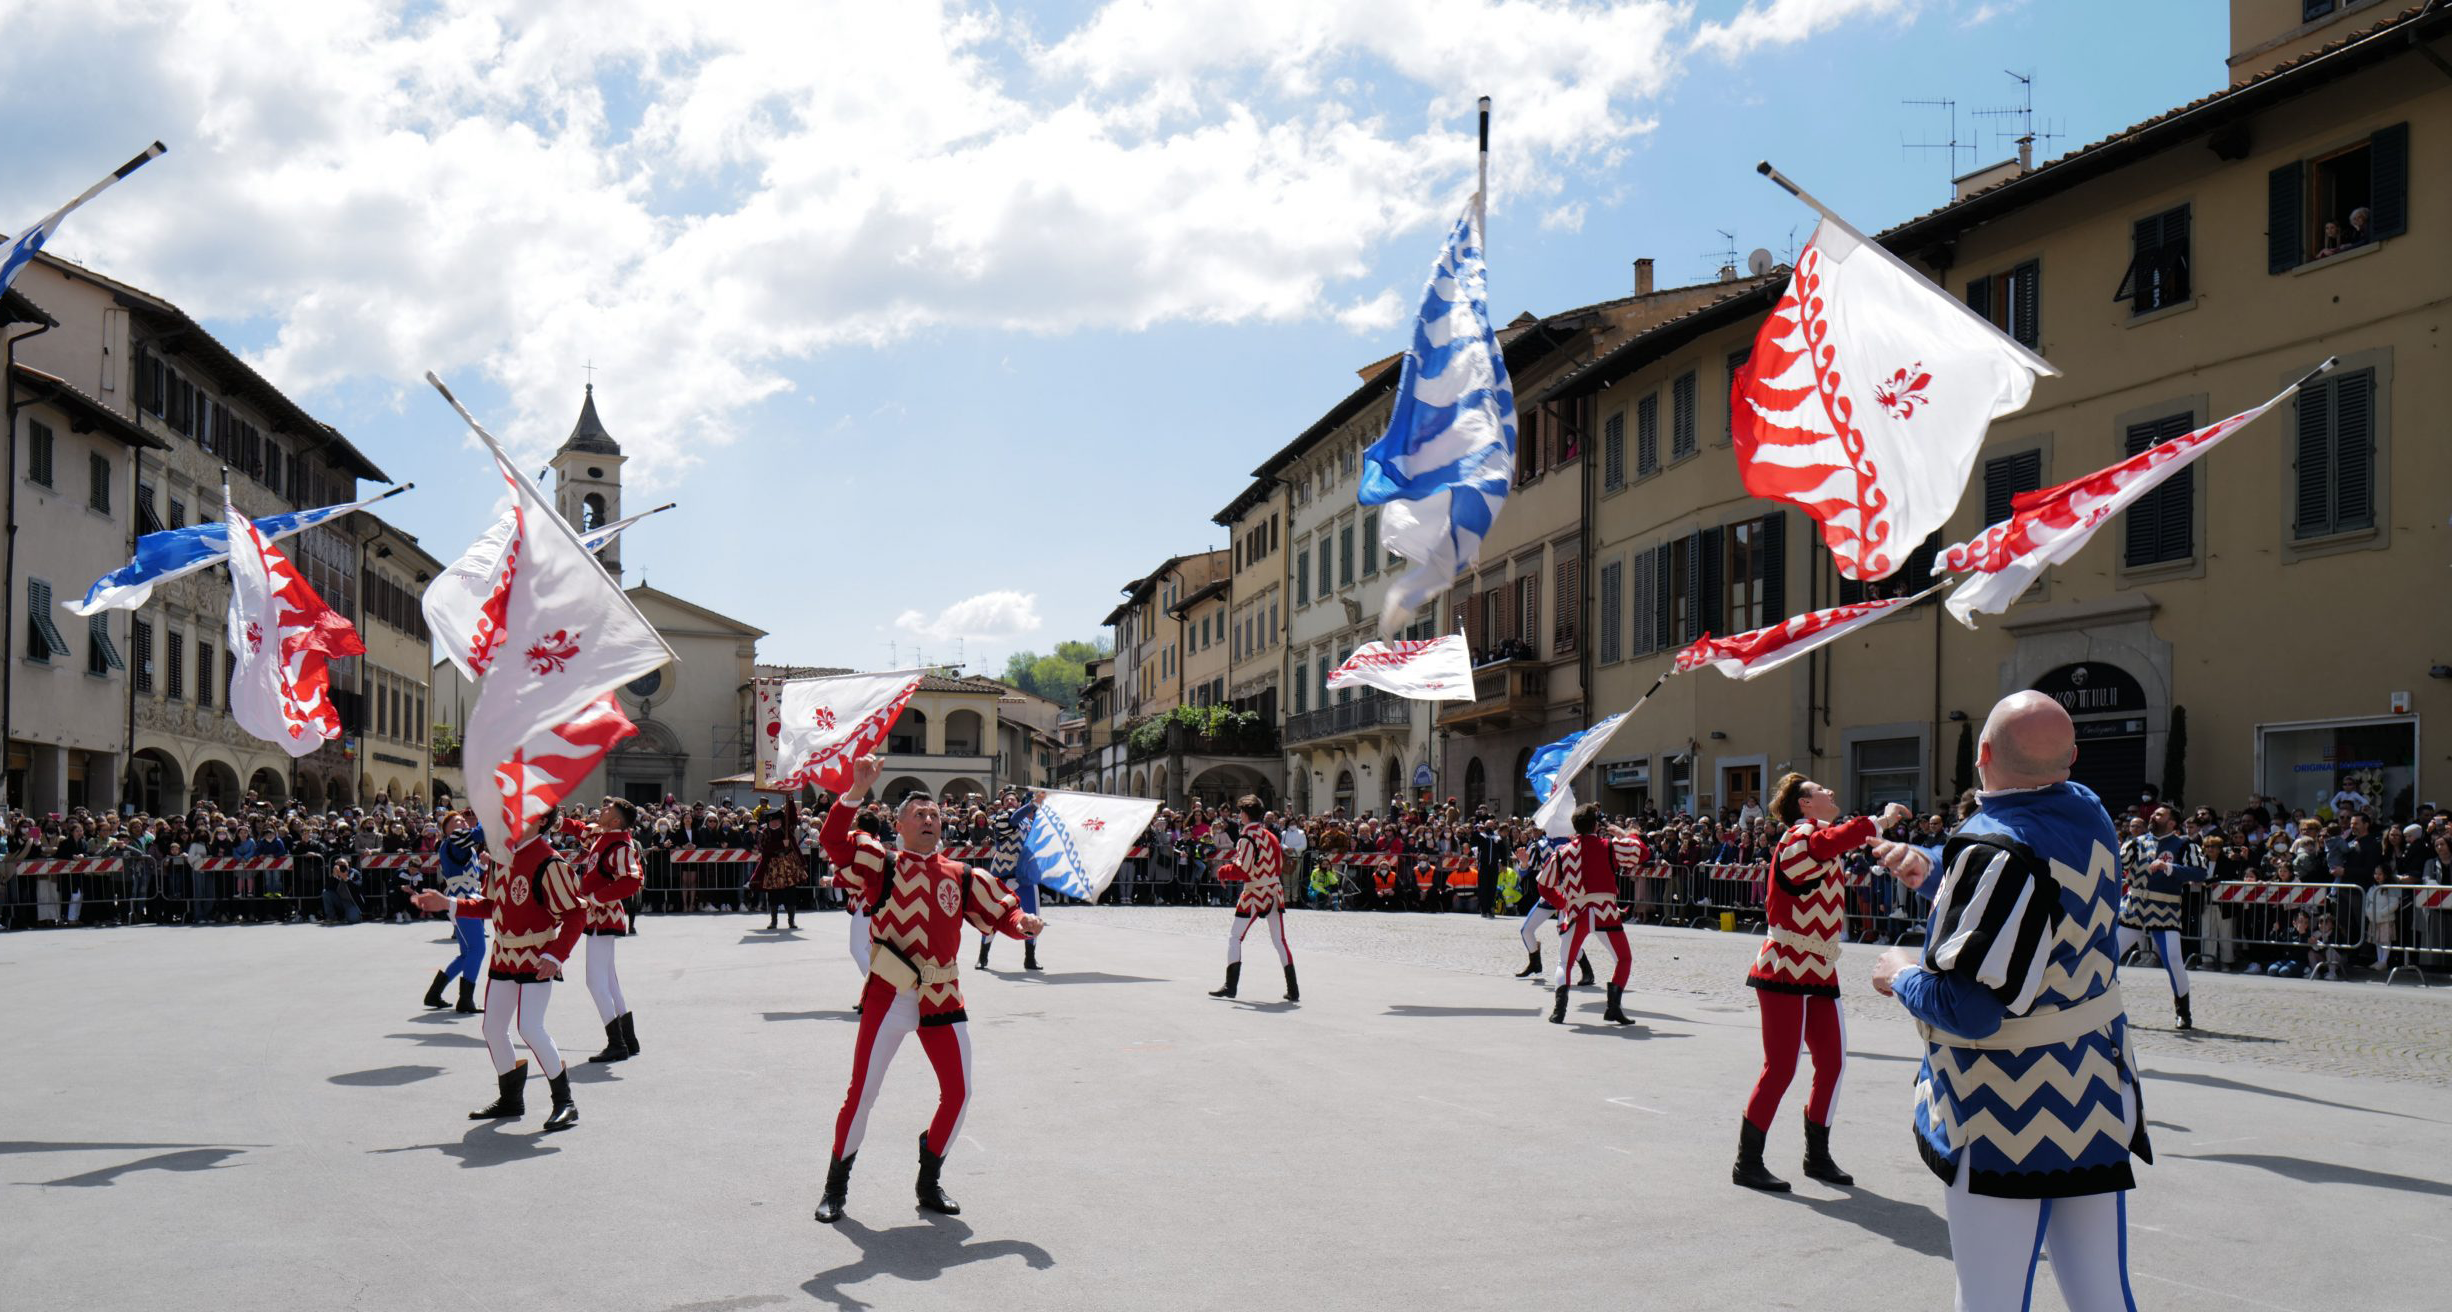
[1673,583,1948,681]
[1732,217,2056,581]
[224,490,364,756]
[1325,634,1474,701]
[1935,374,2321,627]
[761,669,926,795]
[427,373,674,865]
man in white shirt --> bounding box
[1278,816,1309,907]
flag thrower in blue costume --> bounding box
[1871,692,2150,1312]
[420,813,488,1015]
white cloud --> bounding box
[894,590,1044,644]
[1691,0,1919,59]
[0,0,1909,485]
[1956,0,2025,28]
[1541,200,1589,232]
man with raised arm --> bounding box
[1871,692,2149,1311]
[811,755,1044,1225]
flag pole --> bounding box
[1755,160,2060,378]
[1476,96,1491,238]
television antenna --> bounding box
[1972,70,2063,167]
[1901,97,1975,189]
[1702,229,1740,282]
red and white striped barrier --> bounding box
[2212,881,2337,906]
[2405,885,2452,912]
[359,854,438,871]
[15,858,123,875]
[193,856,293,872]
[669,848,757,864]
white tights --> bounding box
[1940,1085,2138,1311]
[2114,925,2188,998]
[585,934,627,1024]
[1227,910,1291,967]
[847,911,871,979]
[481,978,565,1079]
[1520,901,1554,953]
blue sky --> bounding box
[0,0,2225,678]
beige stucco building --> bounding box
[1543,0,2448,822]
[352,514,442,804]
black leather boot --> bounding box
[976,938,991,969]
[422,970,450,1009]
[620,1011,640,1057]
[1578,955,1595,986]
[541,1072,579,1132]
[588,1020,628,1064]
[454,978,479,1013]
[766,911,778,931]
[916,1132,960,1215]
[1282,964,1300,1002]
[1023,939,1042,972]
[1547,984,1570,1024]
[2174,993,2194,1031]
[813,1152,856,1224]
[1209,962,1240,998]
[1802,1118,1853,1186]
[469,1061,526,1120]
[1733,1119,1790,1192]
[1602,984,1633,1025]
[1514,948,1543,979]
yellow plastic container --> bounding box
[1719,911,1737,933]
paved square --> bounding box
[3,908,2445,1311]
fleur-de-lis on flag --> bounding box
[1874,364,1934,420]
[809,705,837,732]
[245,621,264,653]
[525,629,581,676]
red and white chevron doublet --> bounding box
[836,802,1024,1024]
[577,832,645,935]
[452,837,588,981]
[1747,816,1877,997]
[1538,834,1649,930]
[1221,825,1286,917]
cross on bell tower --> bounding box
[552,380,626,579]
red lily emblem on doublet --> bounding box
[1874,365,1934,420]
[526,630,581,676]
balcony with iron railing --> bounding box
[1124,717,1280,762]
[1437,658,1548,733]
[1283,687,1413,746]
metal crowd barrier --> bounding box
[2201,881,2366,977]
[2380,884,2450,987]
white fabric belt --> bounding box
[1918,982,2125,1052]
[1768,926,1838,960]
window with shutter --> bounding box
[28,420,53,486]
[1338,524,1354,587]
[132,619,154,692]
[1317,538,1331,597]
[1724,520,1765,633]
[1598,561,1623,664]
[1983,450,2044,525]
[1673,534,1696,643]
[1697,526,1724,637]
[137,481,163,535]
[1636,394,1659,475]
[1296,544,1310,605]
[88,452,111,512]
[1672,371,1698,459]
[1361,512,1378,577]
[196,639,214,708]
[1652,546,1673,651]
[1459,585,1482,654]
[1554,556,1580,653]
[2115,205,2189,314]
[1602,411,1625,490]
[2293,368,2376,538]
[1516,573,1539,650]
[26,579,67,661]
[2368,121,2408,238]
[2122,414,2195,567]
[1761,511,1786,620]
[226,651,238,706]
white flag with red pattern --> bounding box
[1673,582,1949,681]
[764,669,927,795]
[1937,371,2323,627]
[1732,214,2057,582]
[224,489,365,756]
[1324,633,1474,701]
[427,373,674,866]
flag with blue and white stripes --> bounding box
[1359,199,1517,633]
[1526,710,1632,837]
[1,143,166,299]
[66,489,397,616]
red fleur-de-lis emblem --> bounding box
[1874,364,1934,420]
[525,629,581,676]
[1082,817,1107,834]
[245,622,264,653]
[809,706,837,732]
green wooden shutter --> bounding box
[2368,122,2408,239]
[1697,525,1724,637]
[1760,512,1786,620]
[2332,370,2375,531]
[2293,382,2332,535]
[2268,163,2304,274]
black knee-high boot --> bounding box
[813,1152,856,1223]
[469,1061,526,1120]
[423,970,450,1009]
[2174,992,2194,1031]
[1547,984,1569,1024]
[1023,939,1041,971]
[1602,983,1632,1025]
[620,1011,640,1057]
[588,1019,628,1064]
[541,1072,578,1132]
[977,937,991,969]
[455,978,479,1013]
[1515,947,1543,978]
[1802,1118,1852,1186]
[916,1132,960,1215]
[1210,961,1240,998]
[1733,1119,1790,1192]
[1578,955,1595,986]
[1282,963,1299,1002]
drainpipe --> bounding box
[2,317,55,807]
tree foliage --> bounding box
[1001,637,1110,711]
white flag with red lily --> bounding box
[1936,379,2312,627]
[427,374,674,866]
[765,669,927,795]
[1673,583,1949,681]
[224,491,365,757]
[1732,217,2057,581]
[1324,633,1475,702]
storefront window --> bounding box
[1665,755,1693,815]
[1850,736,1923,812]
[2257,718,2418,822]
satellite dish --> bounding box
[1747,248,1776,277]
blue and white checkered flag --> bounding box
[66,486,407,616]
[1359,198,1517,632]
[1009,790,1160,901]
[1,142,166,299]
[1527,710,1633,838]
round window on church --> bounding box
[587,467,604,480]
[625,670,663,700]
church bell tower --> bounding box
[552,383,626,579]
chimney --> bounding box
[2017,135,2034,171]
[1634,257,1655,296]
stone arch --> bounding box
[1333,768,1356,815]
[130,748,184,815]
[247,768,288,805]
[581,492,608,532]
[189,758,242,812]
[383,777,407,805]
[881,775,932,805]
[296,772,325,810]
[1510,747,1536,818]
[940,776,987,805]
[1152,762,1173,807]
[1129,767,1150,798]
[888,708,929,755]
[1463,756,1488,814]
[943,709,985,756]
[1190,763,1271,810]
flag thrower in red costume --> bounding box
[813,755,1044,1226]
[410,834,590,1131]
[1535,805,1651,1027]
[1206,796,1297,1003]
[577,799,647,1066]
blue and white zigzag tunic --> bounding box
[2117,831,2206,931]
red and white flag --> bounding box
[1937,376,2317,627]
[759,669,926,794]
[427,374,674,866]
[224,490,364,756]
[1325,633,1474,702]
[1673,583,1948,681]
[1732,216,2057,581]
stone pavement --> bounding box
[1,907,2445,1312]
